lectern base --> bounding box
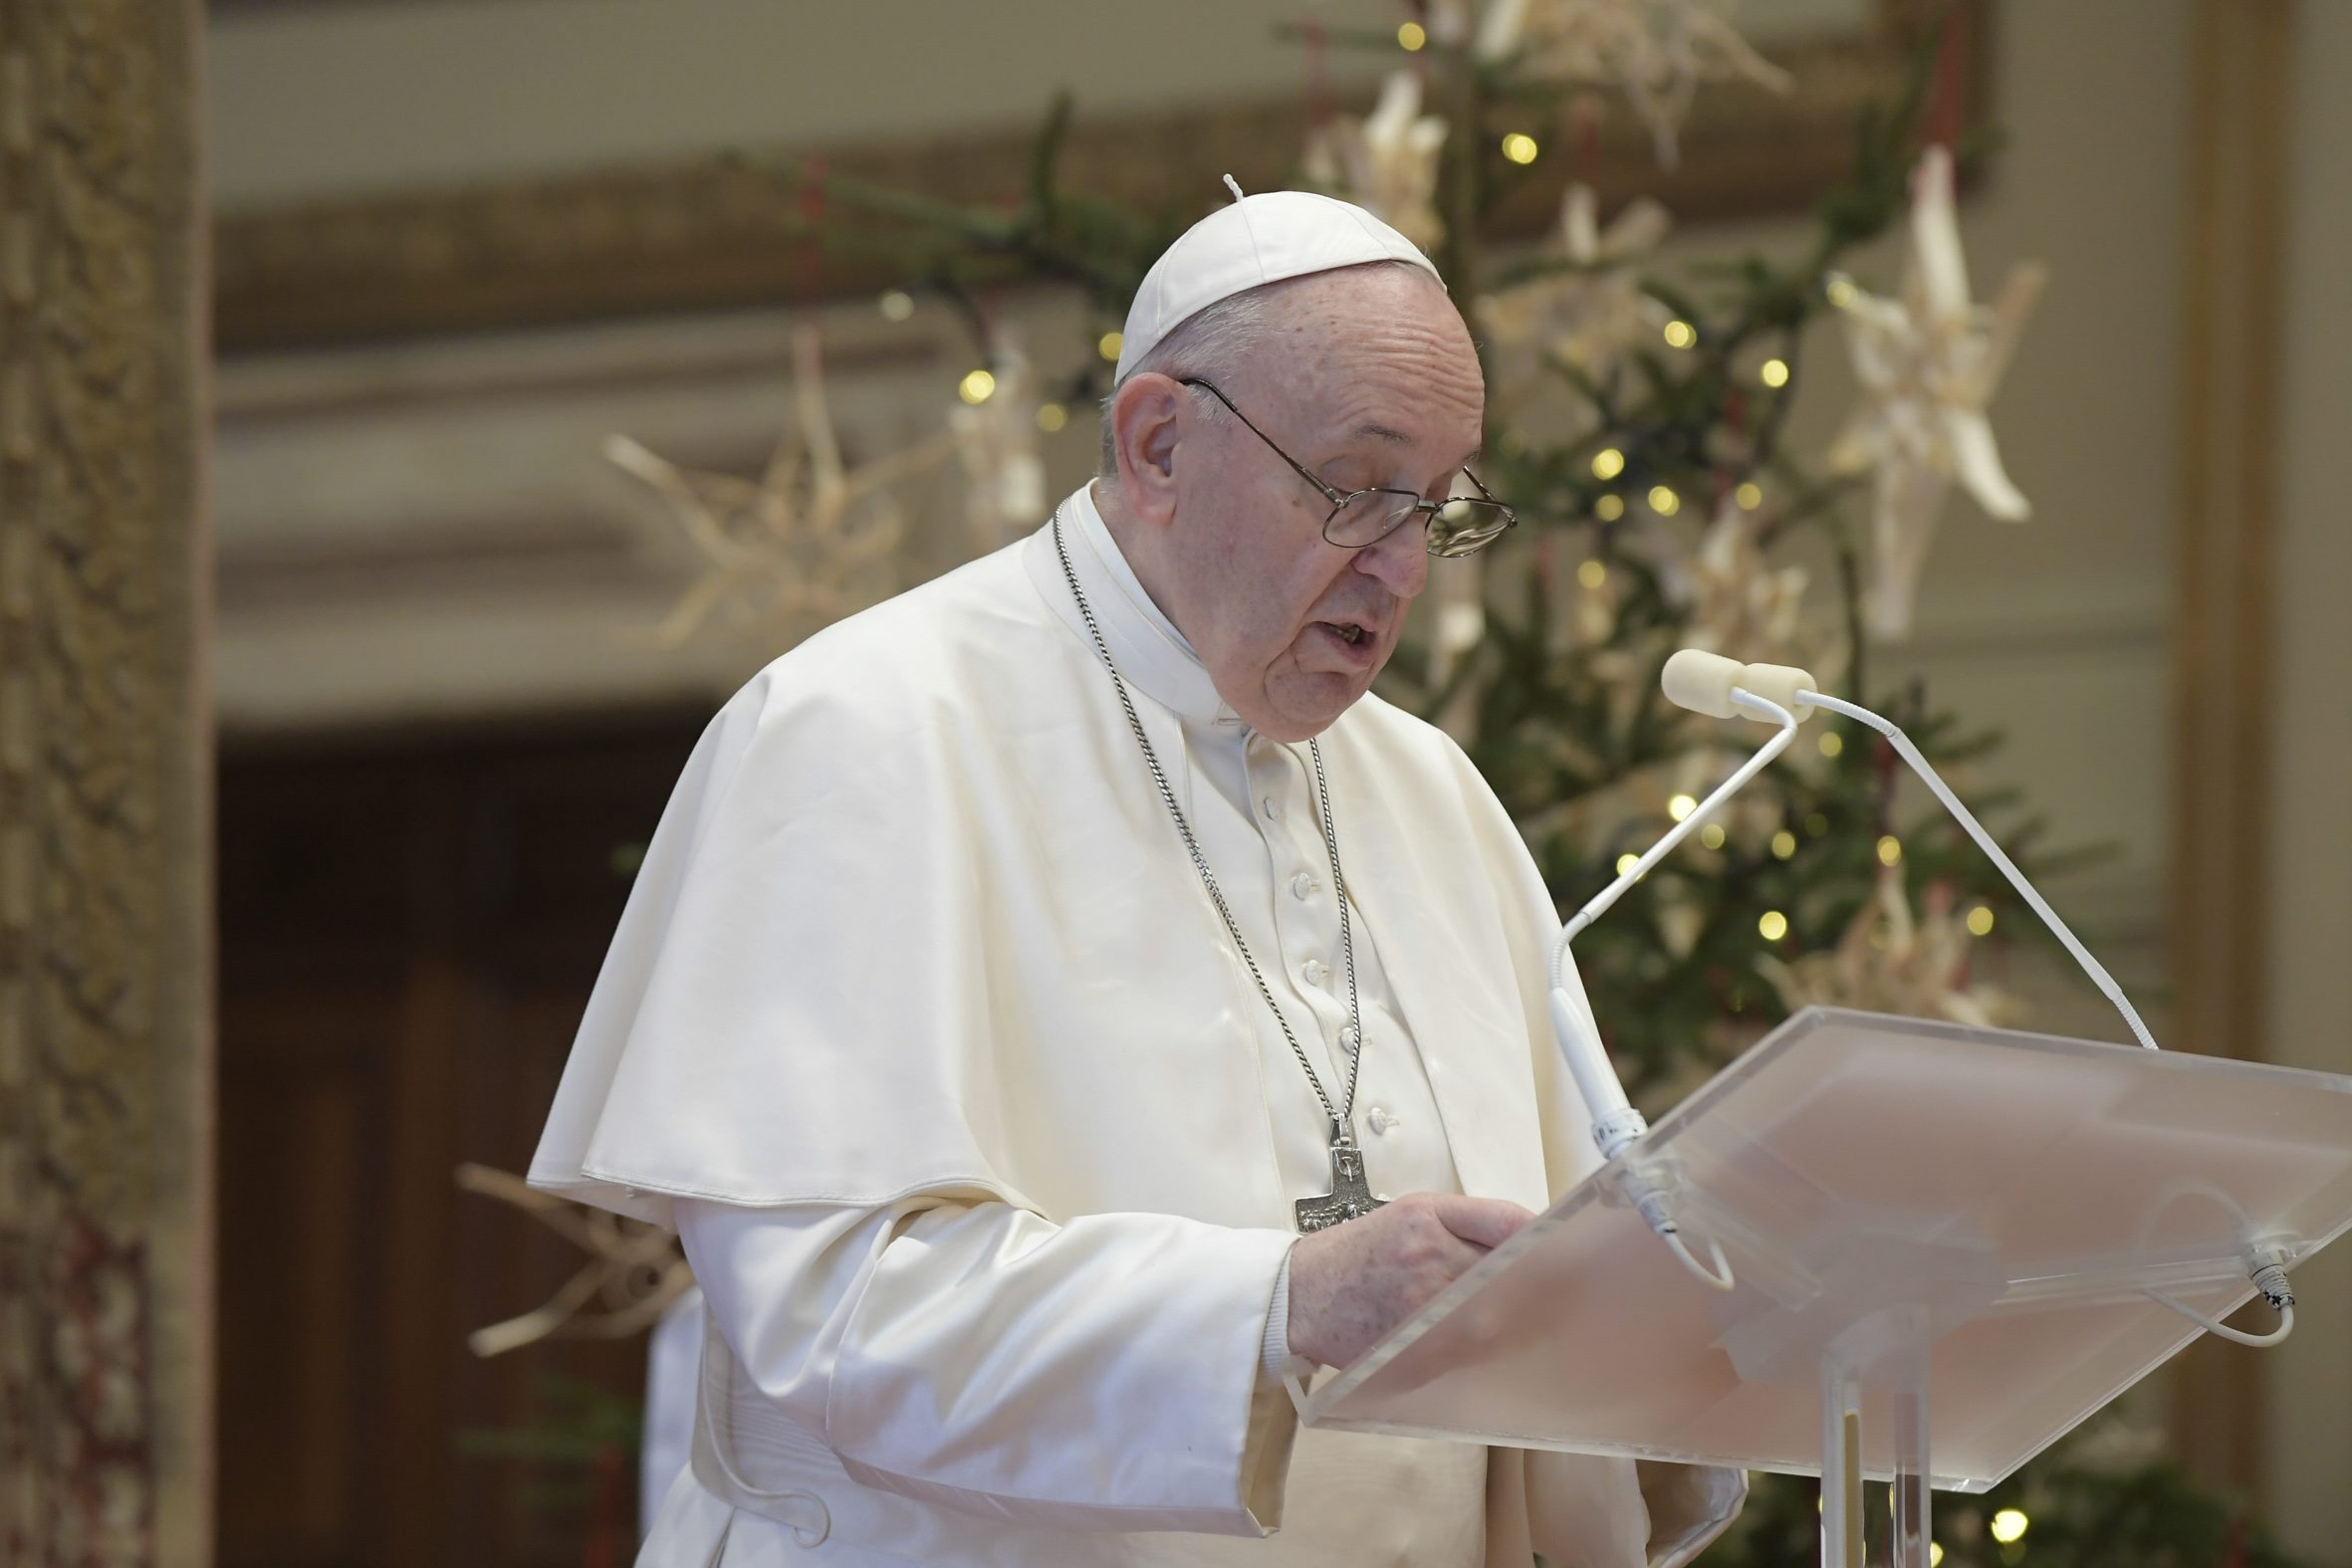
[1819,1307,1932,1568]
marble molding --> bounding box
[211,0,1982,351]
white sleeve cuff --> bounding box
[1259,1243,1297,1384]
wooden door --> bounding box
[216,714,706,1568]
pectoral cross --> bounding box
[1294,1134,1385,1232]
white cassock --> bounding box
[531,482,1745,1566]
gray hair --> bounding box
[1096,258,1429,478]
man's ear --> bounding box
[1111,374,1186,528]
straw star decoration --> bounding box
[1303,70,1450,253]
[1478,181,1673,403]
[456,1164,691,1359]
[1677,494,1823,674]
[1475,0,1791,167]
[605,326,953,648]
[1757,864,2018,1030]
[1824,145,2047,640]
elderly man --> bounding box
[532,188,1743,1566]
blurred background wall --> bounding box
[175,1,2347,1564]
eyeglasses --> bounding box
[1178,378,1518,559]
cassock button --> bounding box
[1368,1107,1397,1136]
[1262,795,1283,819]
[1291,872,1315,901]
[1301,959,1327,988]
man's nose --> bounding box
[1354,518,1429,599]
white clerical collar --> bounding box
[1048,483,1238,727]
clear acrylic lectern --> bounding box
[1291,1007,2352,1566]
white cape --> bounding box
[531,503,1742,1566]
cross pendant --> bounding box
[1294,1136,1385,1232]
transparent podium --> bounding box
[1292,1007,2352,1566]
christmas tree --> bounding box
[479,5,2303,1561]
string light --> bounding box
[1397,19,1427,50]
[1990,1509,2029,1545]
[1501,132,1540,165]
[1591,447,1626,480]
[1036,402,1068,433]
[1700,822,1727,849]
[1761,357,1790,387]
[1967,905,1996,936]
[1931,1545,1946,1567]
[1595,494,1626,522]
[877,290,915,322]
[1770,830,1796,859]
[1759,910,1788,941]
[1663,320,1697,349]
[1616,852,1642,877]
[1818,731,1843,758]
[1668,793,1697,822]
[1576,559,1608,589]
[1877,835,1903,867]
[1097,330,1123,362]
[1736,481,1764,510]
[1826,275,1861,310]
[958,368,998,405]
[1805,811,1829,836]
[1648,485,1681,516]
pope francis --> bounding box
[531,187,1746,1566]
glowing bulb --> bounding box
[1805,811,1829,836]
[878,289,915,322]
[1967,905,1996,936]
[1877,835,1903,867]
[958,368,997,404]
[1817,730,1844,758]
[1097,330,1123,362]
[1616,852,1642,877]
[1591,447,1626,481]
[1770,830,1796,859]
[1501,132,1539,165]
[1761,357,1790,387]
[1648,485,1680,516]
[1826,275,1861,310]
[1397,19,1427,49]
[1990,1509,2029,1545]
[1759,910,1789,941]
[1700,822,1727,849]
[1594,494,1626,522]
[1576,559,1607,590]
[1663,320,1697,349]
[1668,793,1697,822]
[1735,481,1764,510]
[1036,402,1068,433]
[1932,1544,1945,1566]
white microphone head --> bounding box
[1661,649,1744,719]
[1738,663,1819,723]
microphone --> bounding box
[1584,654,2284,1337]
[1544,649,2168,1291]
[1651,651,2157,1054]
[1659,648,1819,725]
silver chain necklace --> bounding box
[1053,513,1383,1232]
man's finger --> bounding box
[1426,1194,1534,1250]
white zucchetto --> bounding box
[1112,179,1444,382]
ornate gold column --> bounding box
[0,2,213,1564]
[2168,0,2293,1503]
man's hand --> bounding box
[1283,1193,1533,1370]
